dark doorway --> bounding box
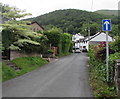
[2,49,10,60]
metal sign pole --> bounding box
[106,31,109,82]
[103,19,111,82]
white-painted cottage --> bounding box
[72,32,114,52]
[84,32,115,51]
[72,33,84,42]
[72,33,86,52]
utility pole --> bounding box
[87,22,90,51]
[88,22,90,40]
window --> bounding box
[34,28,36,32]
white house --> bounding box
[72,33,84,42]
[72,33,86,52]
[84,32,115,51]
[90,32,113,43]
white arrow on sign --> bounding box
[104,21,110,30]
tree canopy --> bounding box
[1,3,42,52]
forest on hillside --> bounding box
[25,9,118,36]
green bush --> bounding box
[48,49,54,54]
[89,45,117,97]
[44,28,62,54]
[62,33,72,54]
[44,28,73,55]
[69,42,74,52]
[109,52,120,82]
[110,38,120,52]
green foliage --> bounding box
[89,45,117,97]
[44,27,63,54]
[62,33,72,54]
[2,56,48,81]
[1,3,34,50]
[96,48,115,60]
[110,38,120,52]
[1,3,49,54]
[1,20,42,51]
[12,56,48,75]
[81,23,101,36]
[109,25,119,36]
[2,62,17,81]
[110,52,120,61]
[47,49,54,54]
[44,28,73,55]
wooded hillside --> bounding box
[25,9,118,36]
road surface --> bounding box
[2,53,93,97]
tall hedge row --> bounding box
[62,33,72,54]
[44,28,72,55]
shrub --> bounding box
[47,49,54,54]
[62,33,72,54]
[96,48,115,60]
[44,28,73,55]
[44,28,62,54]
[109,52,120,82]
[110,38,120,52]
[89,45,117,97]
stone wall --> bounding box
[10,50,42,60]
[115,59,120,97]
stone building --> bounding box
[28,22,44,32]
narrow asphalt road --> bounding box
[2,53,93,97]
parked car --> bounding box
[82,47,87,52]
[73,48,82,53]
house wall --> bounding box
[89,41,103,45]
[30,23,44,32]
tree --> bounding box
[109,24,119,36]
[44,27,62,54]
[81,23,101,36]
[1,3,41,52]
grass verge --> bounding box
[2,56,48,82]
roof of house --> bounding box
[85,32,114,42]
[28,21,44,30]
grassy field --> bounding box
[2,56,48,82]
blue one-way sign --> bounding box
[102,19,111,31]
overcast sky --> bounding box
[0,0,119,18]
